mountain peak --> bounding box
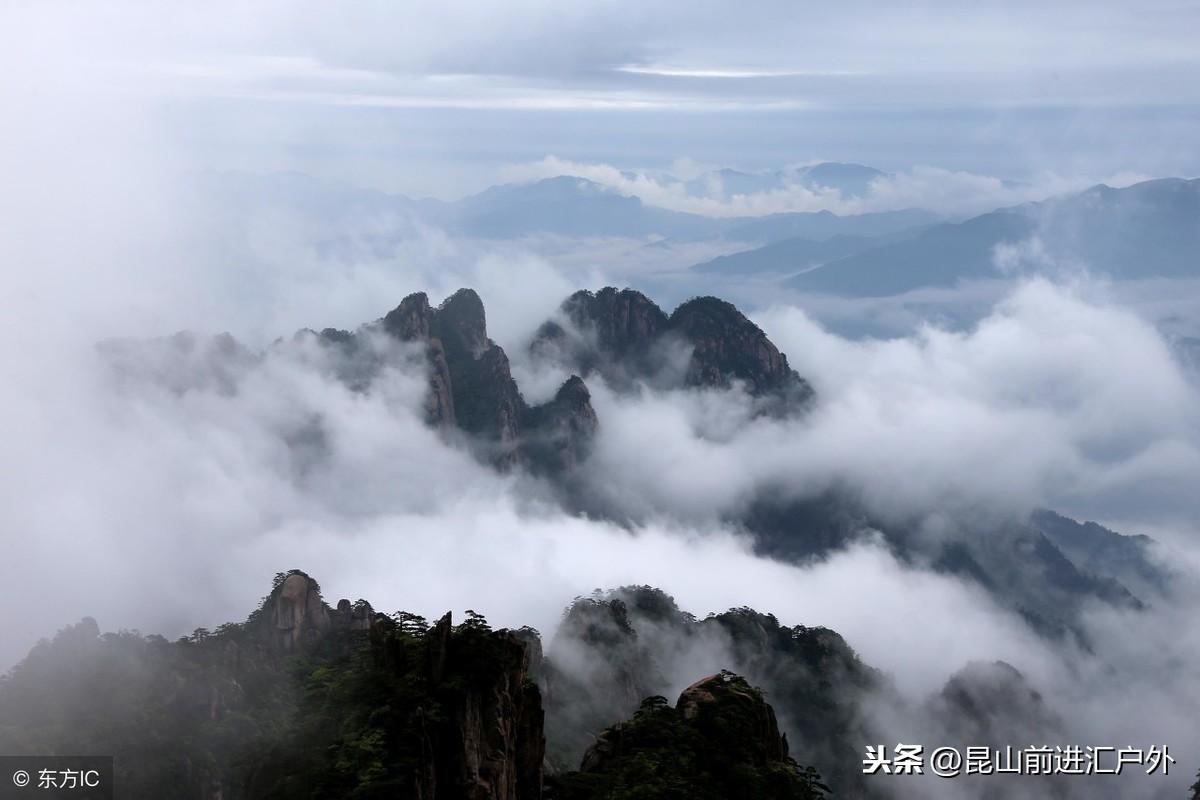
[533,287,814,411]
[436,287,490,355]
[255,569,330,653]
[669,295,811,402]
[676,670,789,763]
[382,291,433,340]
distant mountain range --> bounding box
[691,226,934,277]
[198,169,1198,297]
[197,164,939,245]
[676,161,889,200]
[691,177,1199,296]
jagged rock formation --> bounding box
[530,287,814,412]
[382,291,458,426]
[520,375,600,473]
[532,288,670,384]
[0,571,546,800]
[9,572,1141,800]
[98,286,815,476]
[258,571,331,652]
[549,671,829,800]
[94,288,1158,647]
[382,289,525,463]
[675,672,790,764]
[407,612,545,800]
[389,289,523,446]
[381,288,597,471]
[0,573,860,799]
[334,597,377,632]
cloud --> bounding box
[763,280,1200,520]
[614,65,869,79]
[547,279,1200,529]
[0,295,1058,688]
[504,156,1156,217]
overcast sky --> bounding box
[4,0,1199,197]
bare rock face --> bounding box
[428,290,524,456]
[520,375,599,474]
[439,639,543,800]
[260,571,331,653]
[383,289,524,461]
[677,671,789,765]
[419,613,546,800]
[458,346,525,462]
[383,291,457,428]
[426,611,453,685]
[382,291,434,340]
[421,339,456,429]
[383,288,598,472]
[250,582,546,799]
[333,598,376,632]
[250,580,546,799]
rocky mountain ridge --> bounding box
[774,177,1200,296]
[195,165,940,245]
[530,287,813,412]
[4,568,1126,799]
[0,572,835,799]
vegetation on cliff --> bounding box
[546,672,829,800]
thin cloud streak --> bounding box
[614,65,872,79]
